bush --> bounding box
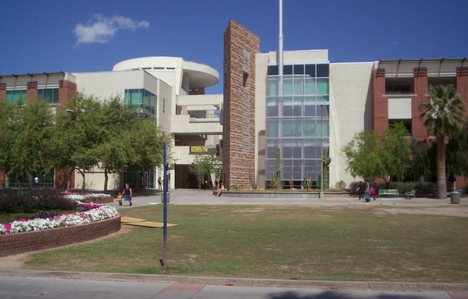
[0,189,78,213]
[348,181,437,196]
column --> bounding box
[27,81,38,104]
[372,68,388,136]
[412,67,428,141]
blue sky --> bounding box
[1,0,467,94]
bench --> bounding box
[378,189,400,197]
[404,190,416,199]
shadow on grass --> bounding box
[269,290,431,299]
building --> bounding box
[0,57,223,190]
[222,20,468,190]
[1,19,466,191]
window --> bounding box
[267,78,278,96]
[124,89,157,116]
[267,65,278,75]
[265,63,330,187]
[305,64,316,77]
[38,88,59,103]
[317,79,329,95]
[293,65,304,75]
[6,90,26,104]
[317,64,329,77]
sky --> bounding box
[1,0,467,94]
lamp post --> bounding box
[320,105,324,199]
[161,143,168,268]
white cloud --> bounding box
[74,14,149,45]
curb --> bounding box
[0,269,467,292]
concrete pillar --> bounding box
[223,20,260,189]
[0,83,6,102]
[412,67,428,141]
[27,81,38,104]
[58,80,77,115]
[372,68,388,136]
[456,67,468,118]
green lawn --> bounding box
[25,205,468,282]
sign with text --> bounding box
[190,146,209,153]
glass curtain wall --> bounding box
[124,89,157,118]
[266,63,330,188]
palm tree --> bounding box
[420,85,465,199]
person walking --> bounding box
[122,183,133,206]
[158,177,162,190]
[364,179,371,202]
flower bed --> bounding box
[0,203,120,257]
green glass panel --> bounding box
[38,88,59,103]
[317,79,329,95]
[283,119,293,137]
[304,120,318,137]
[6,90,26,104]
[267,78,278,96]
[293,78,303,96]
[266,119,278,137]
[283,78,293,96]
[304,78,315,95]
[282,96,293,106]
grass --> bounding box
[24,205,468,282]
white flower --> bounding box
[0,223,7,235]
[0,205,118,235]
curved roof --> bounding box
[113,56,219,88]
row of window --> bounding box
[268,64,329,77]
[267,77,329,96]
[265,158,323,180]
[267,102,330,117]
[267,119,329,138]
[6,88,59,104]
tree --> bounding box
[97,98,166,191]
[189,153,221,189]
[343,123,410,188]
[420,85,465,198]
[49,94,104,189]
[6,101,55,187]
[447,119,468,178]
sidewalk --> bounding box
[0,268,467,299]
[113,189,468,208]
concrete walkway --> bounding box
[114,189,468,208]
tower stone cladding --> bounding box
[223,20,260,189]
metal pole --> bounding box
[320,105,324,199]
[162,143,168,267]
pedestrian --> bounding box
[370,184,376,201]
[364,179,371,202]
[116,193,123,206]
[33,176,39,188]
[122,183,133,206]
[216,183,225,197]
[158,176,162,190]
[357,181,365,200]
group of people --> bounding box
[117,183,133,206]
[356,180,376,202]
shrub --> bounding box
[0,189,78,213]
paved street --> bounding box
[0,274,465,299]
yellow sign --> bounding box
[190,146,208,153]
